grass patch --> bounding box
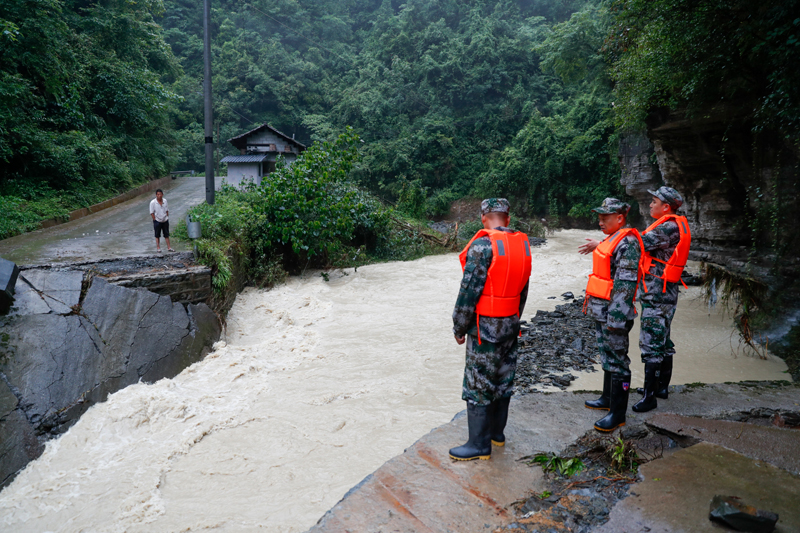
[527,453,586,477]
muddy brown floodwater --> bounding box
[0,230,788,532]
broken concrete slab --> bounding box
[0,408,44,488]
[709,494,779,532]
[595,442,800,533]
[0,274,221,489]
[1,314,106,428]
[308,383,800,533]
[647,413,800,475]
[8,278,51,315]
[20,269,83,314]
[0,379,18,421]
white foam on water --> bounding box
[0,230,788,532]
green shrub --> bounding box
[182,128,407,292]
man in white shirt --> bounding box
[149,189,174,252]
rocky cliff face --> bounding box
[0,260,222,487]
[619,133,664,221]
[621,108,800,280]
[619,108,800,375]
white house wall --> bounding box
[227,163,262,185]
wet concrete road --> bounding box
[0,176,237,265]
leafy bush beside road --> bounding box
[177,128,447,291]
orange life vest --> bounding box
[641,214,691,291]
[585,228,644,301]
[459,229,533,343]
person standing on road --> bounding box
[150,189,174,253]
[631,186,691,413]
[450,198,532,461]
[581,198,642,432]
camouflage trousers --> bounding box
[595,319,634,375]
[462,334,518,406]
[639,302,676,364]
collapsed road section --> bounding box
[0,253,221,487]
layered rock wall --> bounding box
[0,257,222,487]
[619,108,800,371]
[620,109,800,281]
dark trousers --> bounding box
[595,319,634,374]
[153,220,170,238]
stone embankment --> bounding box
[0,253,221,487]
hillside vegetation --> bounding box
[3,0,797,242]
[162,0,620,219]
[0,0,180,238]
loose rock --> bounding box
[709,495,779,532]
[516,299,598,394]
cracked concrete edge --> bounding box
[18,252,195,271]
[305,382,800,532]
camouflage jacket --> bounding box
[639,220,680,305]
[453,227,529,344]
[585,233,640,329]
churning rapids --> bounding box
[0,230,788,532]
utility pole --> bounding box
[203,0,215,204]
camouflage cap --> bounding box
[481,198,510,215]
[592,198,630,215]
[647,186,683,209]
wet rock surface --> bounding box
[646,412,800,475]
[499,425,670,533]
[709,495,779,533]
[308,382,800,533]
[0,260,221,488]
[516,297,599,393]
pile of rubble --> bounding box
[516,294,599,393]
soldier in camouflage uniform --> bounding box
[450,198,531,461]
[582,198,641,432]
[632,186,686,413]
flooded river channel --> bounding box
[0,230,788,532]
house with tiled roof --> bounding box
[220,123,306,184]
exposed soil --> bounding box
[445,197,483,222]
[498,424,676,533]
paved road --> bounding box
[0,176,241,266]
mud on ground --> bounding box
[498,423,672,533]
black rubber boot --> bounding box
[449,402,492,461]
[594,373,630,432]
[656,356,673,399]
[632,363,661,413]
[490,397,510,446]
[585,371,611,410]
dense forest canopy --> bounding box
[609,0,800,140]
[0,0,181,236]
[1,0,798,239]
[162,0,616,218]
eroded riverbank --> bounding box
[0,230,789,532]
